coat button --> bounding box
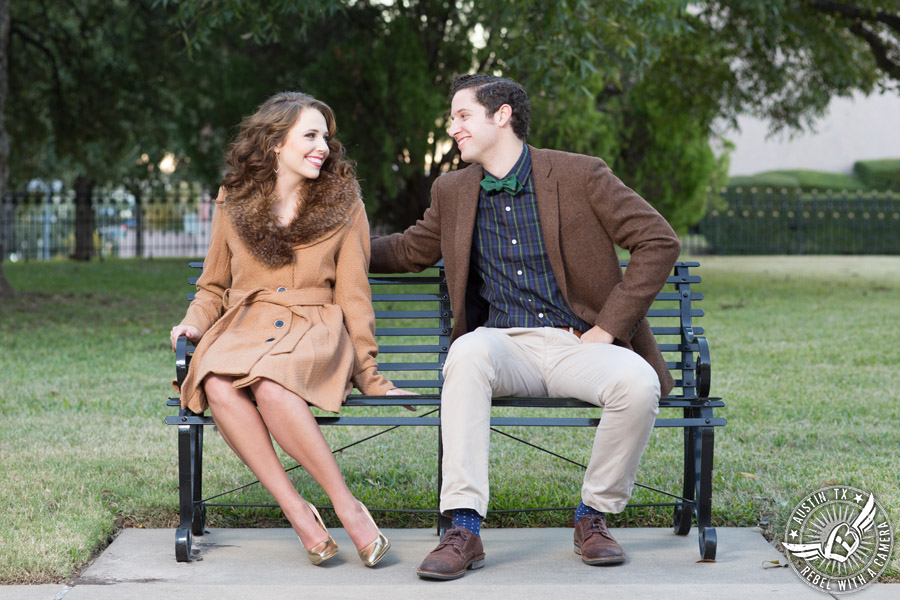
[276,287,286,292]
[274,320,285,328]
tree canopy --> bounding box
[7,0,190,259]
[6,0,900,247]
[162,0,690,227]
[8,0,186,186]
[694,0,900,133]
[159,0,900,233]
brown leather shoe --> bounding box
[574,514,626,565]
[416,526,485,580]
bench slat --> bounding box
[650,326,706,335]
[657,342,705,351]
[654,292,704,301]
[368,276,445,285]
[374,310,444,318]
[646,309,703,317]
[377,345,446,353]
[376,362,442,371]
[167,415,726,428]
[168,396,725,410]
[489,417,726,428]
[389,379,442,388]
[375,328,449,336]
[372,293,448,301]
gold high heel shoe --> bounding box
[303,501,338,566]
[356,502,391,567]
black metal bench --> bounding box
[166,261,725,562]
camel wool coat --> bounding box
[179,175,393,414]
[369,146,681,396]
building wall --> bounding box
[724,91,900,176]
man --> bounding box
[369,74,681,580]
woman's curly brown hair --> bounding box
[222,92,355,205]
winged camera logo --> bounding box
[782,485,894,594]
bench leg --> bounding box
[176,421,204,562]
[673,423,696,536]
[436,417,451,538]
[696,425,717,560]
[192,425,206,536]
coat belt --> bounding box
[222,287,334,310]
[208,287,336,357]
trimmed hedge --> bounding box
[726,170,867,192]
[853,159,900,191]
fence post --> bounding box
[135,188,144,258]
[73,177,95,260]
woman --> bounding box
[170,92,412,567]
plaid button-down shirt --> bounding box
[472,145,593,332]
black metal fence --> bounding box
[694,188,899,255]
[2,184,898,260]
[1,183,213,261]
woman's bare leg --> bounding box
[250,378,379,550]
[203,374,328,551]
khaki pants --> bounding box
[439,327,660,517]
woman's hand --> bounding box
[170,324,202,351]
[385,387,419,411]
[385,387,419,396]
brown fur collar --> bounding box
[223,172,360,268]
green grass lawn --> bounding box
[1,256,898,583]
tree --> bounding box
[505,1,900,229]
[594,10,738,230]
[163,0,480,225]
[694,1,900,133]
[164,0,684,227]
[6,0,895,273]
[166,0,900,233]
[8,0,186,259]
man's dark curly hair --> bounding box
[449,74,530,140]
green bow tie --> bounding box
[480,173,523,195]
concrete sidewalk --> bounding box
[4,527,894,599]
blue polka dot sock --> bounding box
[452,509,483,537]
[575,501,603,523]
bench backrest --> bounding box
[183,261,707,401]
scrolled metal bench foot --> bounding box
[192,505,206,537]
[175,527,192,563]
[673,503,692,536]
[699,526,717,560]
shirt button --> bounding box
[511,239,517,245]
[517,270,523,275]
[276,287,286,292]
[505,206,511,212]
[538,312,545,318]
[274,320,285,328]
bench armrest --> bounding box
[175,335,190,389]
[696,336,711,398]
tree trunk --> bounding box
[0,0,13,297]
[72,175,96,260]
[402,170,431,229]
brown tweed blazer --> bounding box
[370,146,681,395]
